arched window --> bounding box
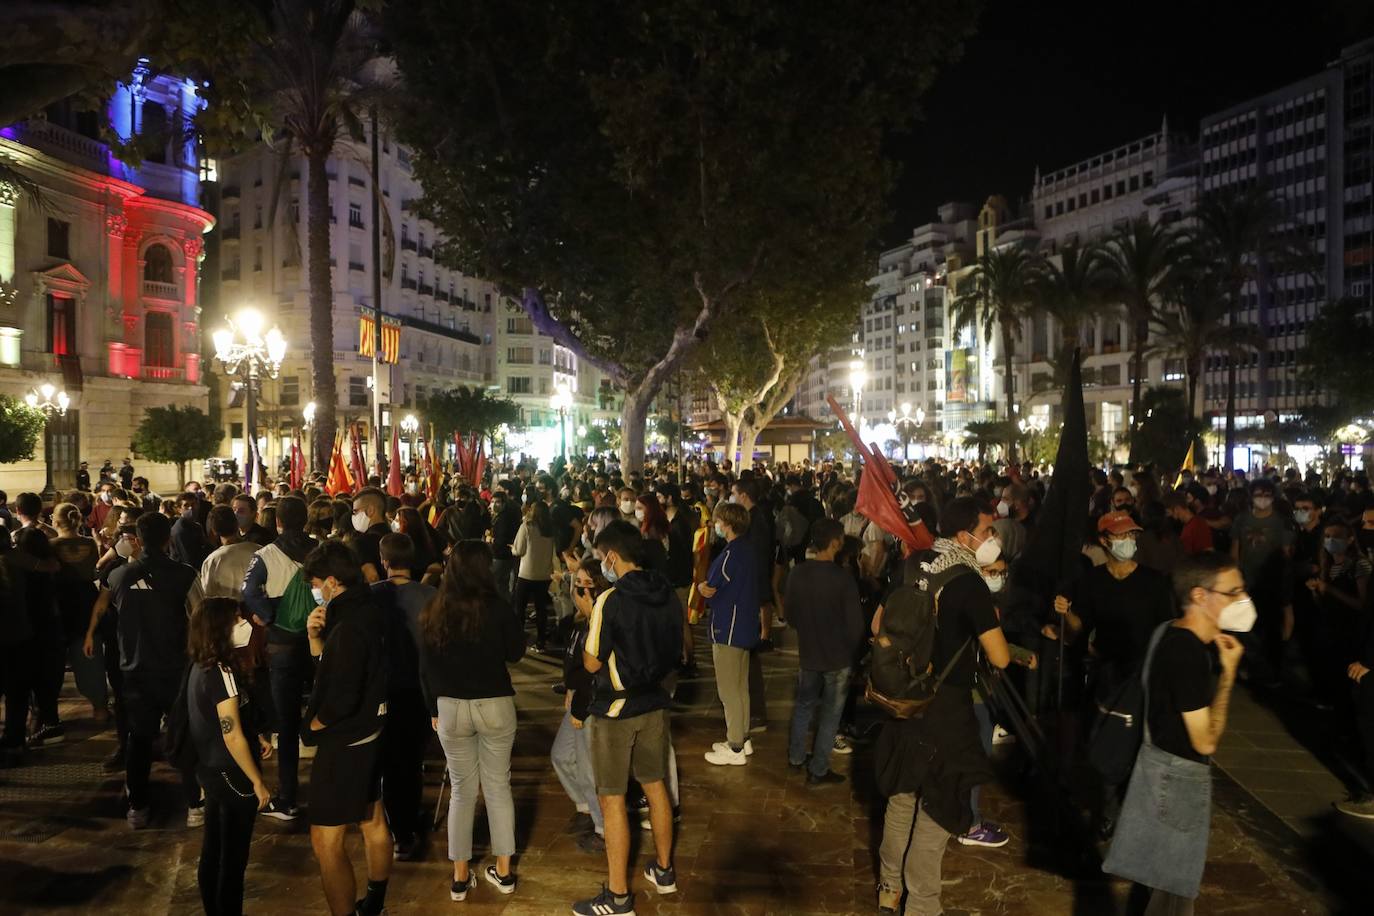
[144,244,174,283]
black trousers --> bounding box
[102,623,128,747]
[31,614,65,725]
[0,640,34,748]
[124,673,197,811]
[198,771,258,916]
[512,578,552,644]
[1356,673,1374,788]
[381,687,430,841]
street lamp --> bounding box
[550,382,573,460]
[888,401,926,463]
[849,358,867,436]
[213,306,287,479]
[25,382,70,503]
[401,413,419,468]
[301,400,317,474]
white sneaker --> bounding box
[186,806,205,828]
[832,735,853,755]
[704,745,748,766]
[992,725,1015,746]
[711,739,753,756]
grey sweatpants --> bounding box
[711,643,750,747]
[877,792,951,916]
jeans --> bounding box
[877,792,951,916]
[969,700,993,824]
[266,637,311,807]
[491,557,514,604]
[551,711,603,833]
[511,578,553,644]
[788,667,850,777]
[712,643,751,747]
[381,687,430,842]
[437,695,517,862]
[198,772,258,916]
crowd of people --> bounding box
[0,450,1371,915]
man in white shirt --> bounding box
[197,505,260,600]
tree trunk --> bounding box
[722,411,741,466]
[1000,322,1018,463]
[1129,313,1147,457]
[177,460,187,490]
[1186,354,1202,428]
[1223,289,1240,470]
[619,387,651,473]
[737,420,759,469]
[306,147,338,472]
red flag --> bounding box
[469,436,486,487]
[290,436,305,490]
[869,446,899,489]
[387,423,403,497]
[828,394,931,554]
[325,432,354,496]
[349,424,366,493]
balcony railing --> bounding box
[221,185,240,200]
[401,238,417,251]
[142,280,179,300]
[222,225,240,240]
[145,365,184,381]
[348,175,366,187]
[349,261,366,272]
[435,290,450,302]
[401,278,417,290]
[418,283,434,296]
[418,245,434,259]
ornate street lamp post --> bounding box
[301,400,317,474]
[401,413,419,468]
[26,382,70,503]
[550,382,573,460]
[848,358,868,445]
[887,401,926,462]
[213,307,286,479]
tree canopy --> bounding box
[387,0,979,470]
[0,396,46,464]
[424,387,521,443]
[132,404,223,486]
[1300,297,1374,422]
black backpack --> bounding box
[865,561,974,719]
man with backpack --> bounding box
[872,497,1010,915]
[106,512,200,829]
[241,495,316,821]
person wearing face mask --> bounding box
[1304,521,1370,711]
[697,503,759,765]
[346,488,392,584]
[488,491,521,603]
[616,488,638,525]
[232,494,274,548]
[301,541,392,916]
[1164,491,1213,556]
[553,557,611,854]
[171,492,209,568]
[1102,553,1247,912]
[1229,481,1294,688]
[511,499,557,653]
[874,497,1011,916]
[186,596,273,915]
[992,482,1034,563]
[1054,511,1176,840]
[239,496,317,822]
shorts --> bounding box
[587,708,670,797]
[308,737,382,826]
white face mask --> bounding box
[1293,509,1312,526]
[390,518,402,532]
[1108,538,1138,561]
[1205,484,1218,495]
[231,617,253,649]
[1218,596,1257,633]
[115,538,136,559]
[352,509,371,533]
[633,507,645,521]
[971,532,1001,566]
[620,500,635,515]
[100,491,113,504]
[983,573,1005,593]
[996,499,1011,518]
[1252,496,1272,511]
[714,523,727,540]
[311,585,326,606]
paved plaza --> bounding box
[0,634,1364,915]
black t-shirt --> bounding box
[1071,565,1175,685]
[1147,626,1213,764]
[189,663,248,773]
[550,499,585,554]
[931,569,1000,691]
[354,523,390,576]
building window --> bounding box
[253,246,263,271]
[1129,175,1140,191]
[46,293,76,356]
[507,346,534,364]
[144,244,174,283]
[349,376,368,406]
[281,375,300,406]
[144,311,174,367]
[254,205,262,229]
[349,202,364,228]
[47,219,71,259]
[507,376,532,394]
[507,316,533,335]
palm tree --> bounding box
[1029,242,1108,395]
[962,419,1016,463]
[951,245,1038,462]
[248,0,385,469]
[1099,216,1187,455]
[1149,257,1263,430]
[1193,186,1316,467]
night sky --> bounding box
[883,0,1374,246]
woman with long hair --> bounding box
[51,503,108,725]
[511,500,556,651]
[304,497,336,541]
[419,542,525,901]
[394,506,443,580]
[186,596,271,916]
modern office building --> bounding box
[1197,37,1373,466]
[0,61,214,493]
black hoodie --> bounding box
[302,585,388,748]
[584,568,683,719]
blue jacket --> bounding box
[705,538,760,649]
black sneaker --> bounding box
[576,831,606,854]
[628,792,649,813]
[450,873,476,902]
[643,861,677,895]
[26,723,65,749]
[393,834,422,861]
[806,770,846,787]
[261,798,300,821]
[552,683,569,695]
[572,885,635,915]
[483,864,516,895]
[567,811,595,835]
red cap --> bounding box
[1097,511,1142,536]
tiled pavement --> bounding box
[0,630,1365,914]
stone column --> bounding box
[0,180,18,307]
[105,210,128,343]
